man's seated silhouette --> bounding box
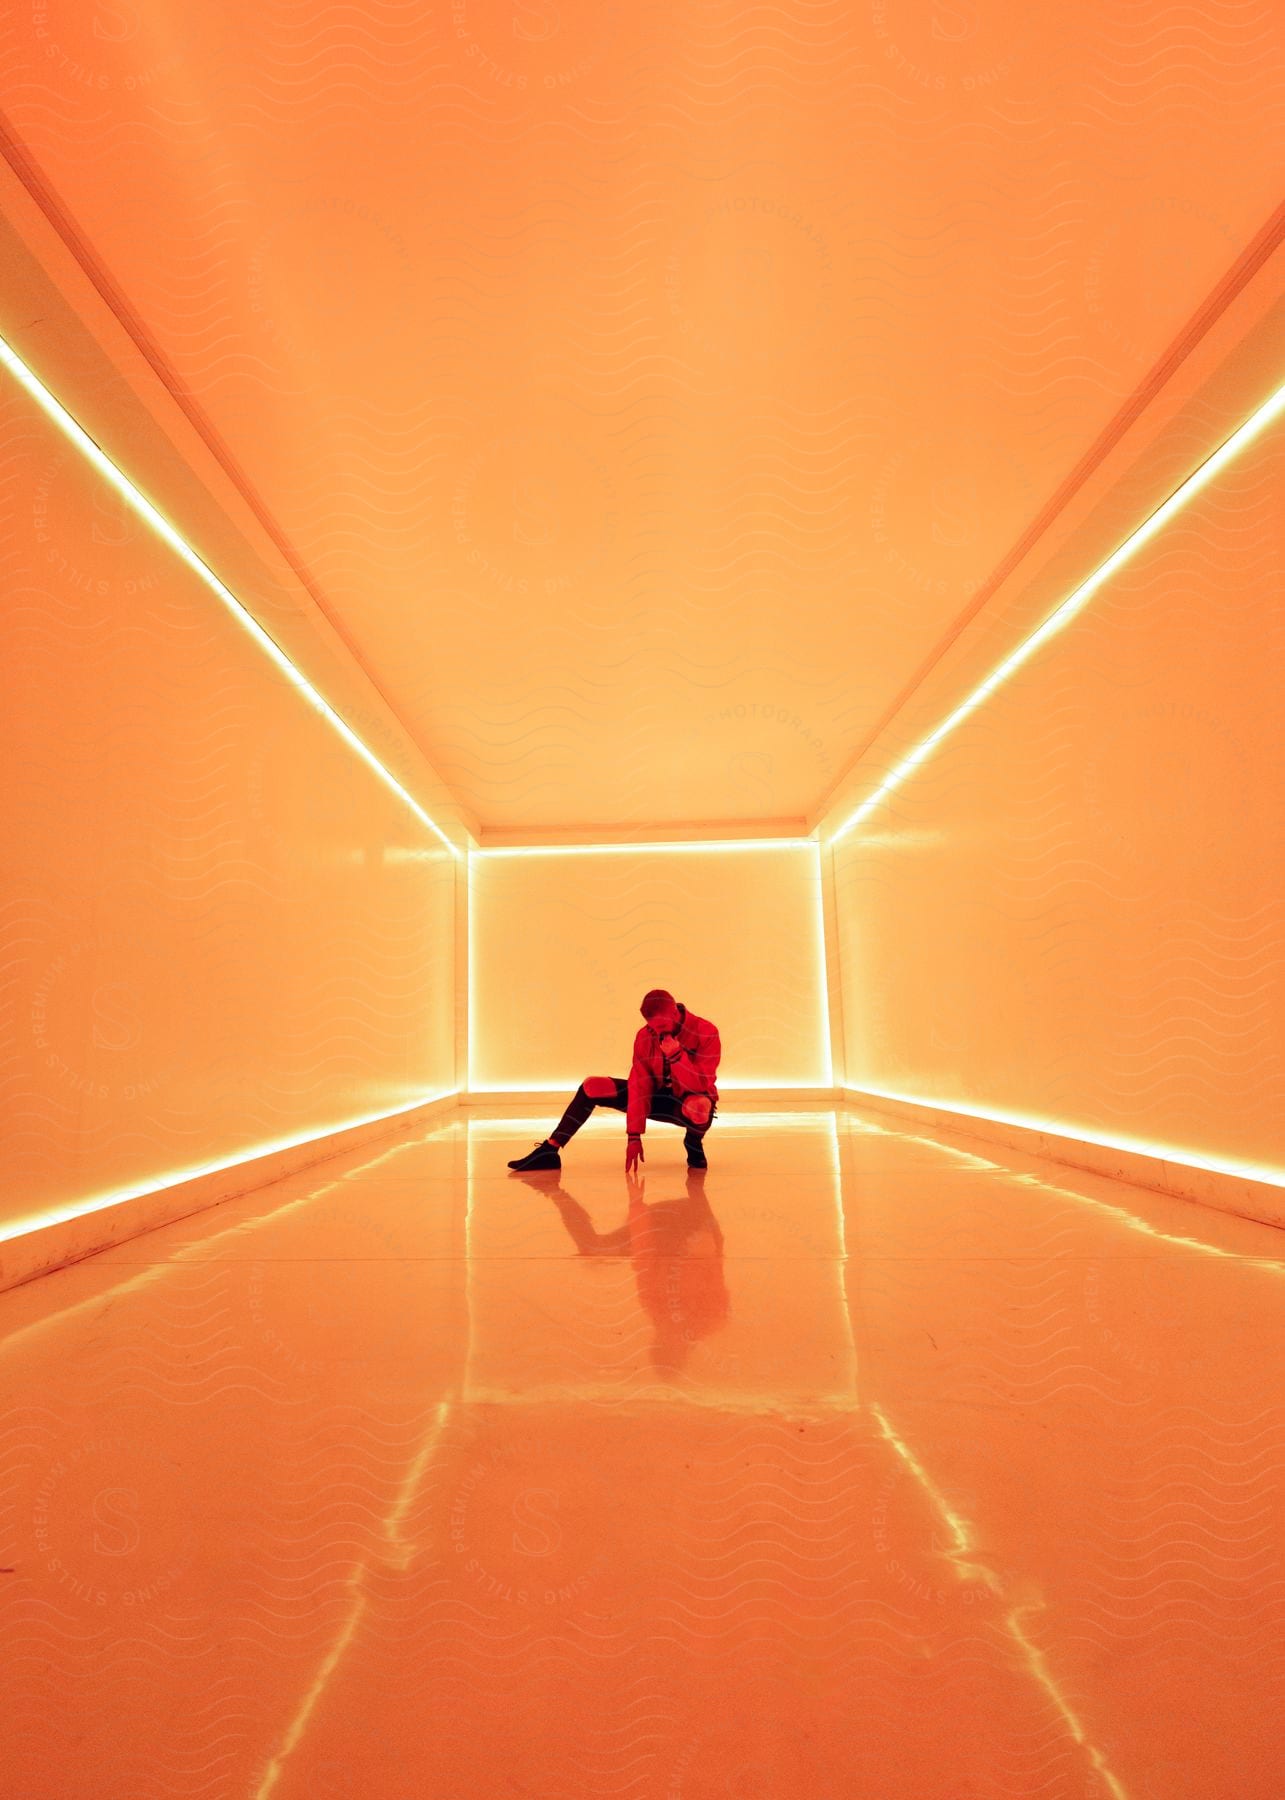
[544,1169,729,1377]
[508,988,721,1173]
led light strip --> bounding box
[869,1109,1285,1267]
[0,333,461,859]
[469,1111,837,1126]
[467,838,830,1092]
[475,838,814,856]
[468,1083,831,1093]
[846,1081,1285,1191]
[830,378,1285,845]
[0,1138,428,1349]
[0,1088,459,1246]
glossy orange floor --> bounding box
[3,1107,1284,1798]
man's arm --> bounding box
[626,1031,654,1135]
[667,1021,720,1095]
[552,1194,632,1255]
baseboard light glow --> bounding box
[0,1089,460,1246]
[829,379,1285,846]
[471,1112,838,1131]
[0,333,462,859]
[467,1082,835,1094]
[845,1083,1285,1190]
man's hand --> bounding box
[658,1034,682,1058]
[625,1134,644,1173]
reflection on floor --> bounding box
[3,1107,1284,1798]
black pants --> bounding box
[550,1076,717,1151]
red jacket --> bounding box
[627,1002,721,1135]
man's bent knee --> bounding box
[681,1095,712,1126]
[584,1076,617,1099]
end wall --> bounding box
[468,844,831,1095]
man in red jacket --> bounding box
[507,988,721,1173]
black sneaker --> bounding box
[685,1139,708,1170]
[508,1138,562,1172]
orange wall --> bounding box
[824,415,1284,1176]
[1,373,459,1239]
[468,845,830,1092]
